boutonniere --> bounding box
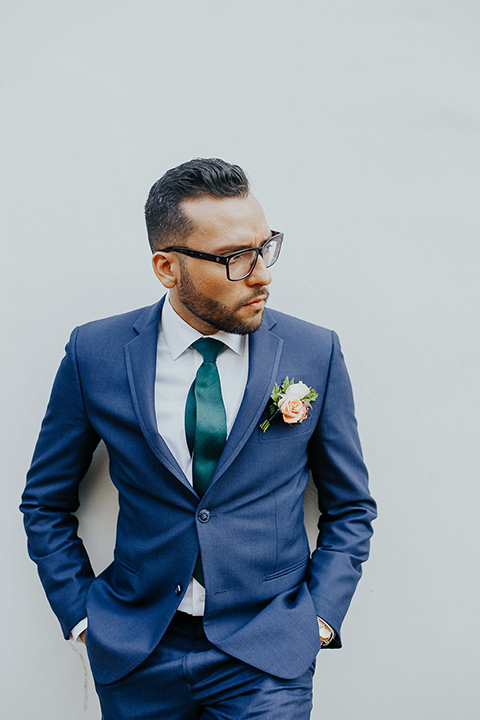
[260,377,318,433]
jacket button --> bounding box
[198,509,210,523]
[175,584,182,596]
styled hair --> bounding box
[145,158,250,252]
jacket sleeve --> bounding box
[307,330,377,646]
[20,327,100,638]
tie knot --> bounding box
[192,338,225,364]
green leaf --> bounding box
[270,382,281,403]
[304,389,318,403]
[280,377,294,395]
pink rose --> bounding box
[278,395,308,424]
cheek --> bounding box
[185,269,219,296]
[197,273,244,305]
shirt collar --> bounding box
[160,294,246,360]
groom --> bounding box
[21,158,376,719]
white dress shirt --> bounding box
[154,296,249,614]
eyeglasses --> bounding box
[163,232,283,281]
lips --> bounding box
[243,298,266,313]
[243,290,269,308]
[245,296,266,306]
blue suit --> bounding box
[21,297,376,687]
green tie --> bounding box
[185,338,227,585]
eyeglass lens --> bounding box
[228,236,281,280]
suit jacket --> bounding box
[21,297,376,685]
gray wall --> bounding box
[2,2,479,718]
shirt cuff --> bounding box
[317,617,335,645]
[69,617,88,643]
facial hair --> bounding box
[177,266,269,335]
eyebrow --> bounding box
[212,233,274,256]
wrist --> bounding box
[69,617,88,643]
[317,617,334,646]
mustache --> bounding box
[234,289,270,311]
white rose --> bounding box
[285,381,310,400]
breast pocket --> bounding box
[257,415,314,443]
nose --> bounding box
[246,254,272,287]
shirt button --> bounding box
[175,584,182,596]
[198,509,210,523]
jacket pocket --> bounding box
[264,558,309,581]
[114,554,139,576]
[257,416,314,442]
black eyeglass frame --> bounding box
[162,232,283,281]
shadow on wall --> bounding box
[76,442,119,575]
[304,474,319,551]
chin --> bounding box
[213,309,265,335]
[234,311,265,335]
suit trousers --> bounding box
[92,612,316,720]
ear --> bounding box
[152,251,179,289]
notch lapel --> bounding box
[208,312,283,486]
[124,298,195,494]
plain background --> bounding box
[2,1,479,718]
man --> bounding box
[21,158,376,719]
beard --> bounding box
[177,266,268,335]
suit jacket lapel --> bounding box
[124,302,282,494]
[124,297,195,493]
[209,311,283,486]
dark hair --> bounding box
[145,158,250,252]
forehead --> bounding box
[180,194,270,250]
